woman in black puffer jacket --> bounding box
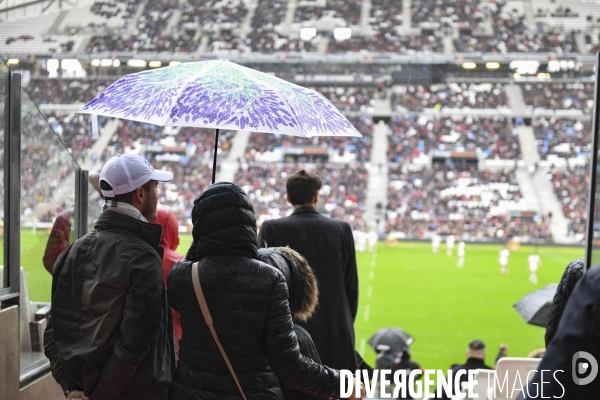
[167,182,360,400]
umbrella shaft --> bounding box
[212,129,219,184]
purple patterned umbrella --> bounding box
[77,59,362,182]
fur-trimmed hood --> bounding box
[257,246,319,322]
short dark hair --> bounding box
[469,339,485,351]
[100,180,153,204]
[286,170,322,205]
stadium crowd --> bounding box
[385,165,552,241]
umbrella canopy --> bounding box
[513,283,558,327]
[368,327,414,353]
[78,59,362,182]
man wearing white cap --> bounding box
[45,154,175,400]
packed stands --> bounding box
[521,82,594,113]
[388,115,520,162]
[385,165,550,240]
[391,83,510,111]
[533,118,592,160]
[550,165,588,238]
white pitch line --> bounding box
[369,270,375,280]
[367,286,372,298]
[360,338,366,355]
[364,305,370,322]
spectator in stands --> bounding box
[167,182,363,400]
[151,209,184,356]
[437,339,492,400]
[258,170,360,372]
[44,154,175,399]
[495,344,508,365]
[517,264,600,399]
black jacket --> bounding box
[258,206,359,371]
[437,358,492,400]
[544,258,584,346]
[518,264,600,400]
[44,210,174,400]
[167,183,340,400]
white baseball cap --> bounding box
[99,154,173,197]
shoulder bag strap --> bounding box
[192,262,247,400]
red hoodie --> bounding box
[43,211,72,274]
[152,209,184,354]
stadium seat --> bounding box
[494,357,541,400]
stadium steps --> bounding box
[281,0,298,36]
[505,83,528,115]
[364,121,389,232]
[575,31,587,53]
[165,9,182,36]
[443,35,454,54]
[238,0,258,38]
[402,0,411,31]
[48,10,69,35]
[516,126,540,168]
[523,0,536,30]
[515,168,542,214]
[128,0,149,35]
[360,0,371,32]
[217,130,250,182]
[317,37,329,53]
[196,36,209,53]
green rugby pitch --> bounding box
[10,231,584,373]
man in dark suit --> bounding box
[258,169,359,371]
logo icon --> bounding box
[572,351,598,385]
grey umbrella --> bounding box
[368,327,414,353]
[513,283,558,327]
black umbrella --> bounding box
[368,327,414,353]
[513,283,558,327]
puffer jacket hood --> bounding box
[189,182,257,261]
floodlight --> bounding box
[113,59,121,67]
[169,61,181,66]
[91,59,101,67]
[100,59,113,67]
[485,62,500,69]
[462,62,477,69]
[127,59,147,68]
[148,61,162,68]
[6,59,19,65]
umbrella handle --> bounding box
[212,128,219,184]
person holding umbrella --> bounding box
[167,182,364,400]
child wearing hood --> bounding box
[257,246,322,400]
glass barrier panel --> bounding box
[19,90,80,374]
[0,60,8,288]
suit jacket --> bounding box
[258,206,359,371]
